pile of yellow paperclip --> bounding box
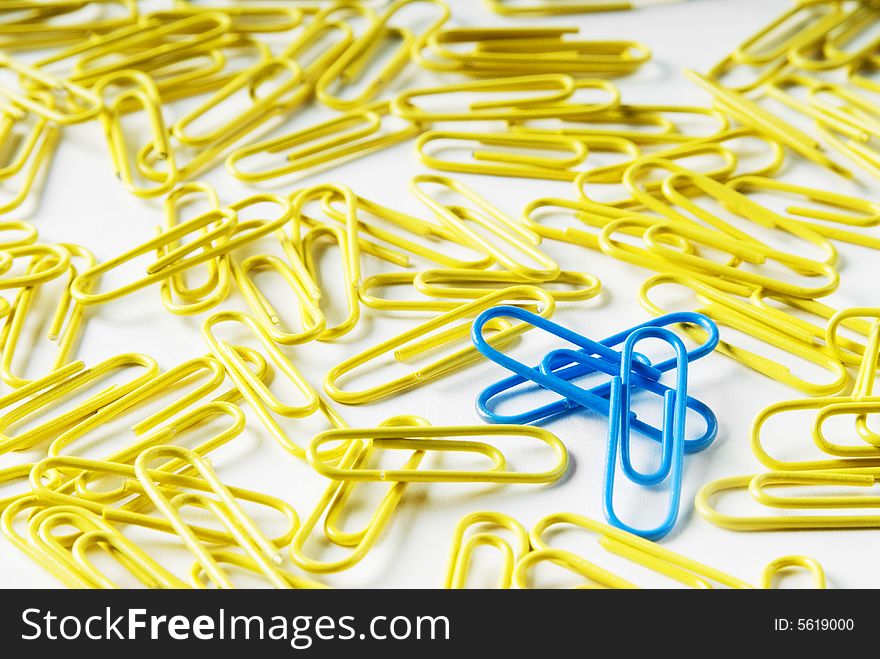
[0,0,878,589]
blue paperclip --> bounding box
[471,305,663,419]
[540,348,717,454]
[604,326,688,541]
[472,310,718,451]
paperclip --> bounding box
[226,101,420,182]
[171,1,305,34]
[93,71,178,198]
[415,268,601,303]
[128,446,286,589]
[316,0,450,110]
[417,27,650,77]
[0,99,60,213]
[232,254,325,345]
[416,130,589,181]
[0,1,138,47]
[201,311,338,460]
[70,207,236,306]
[44,367,245,465]
[190,551,327,589]
[289,415,425,574]
[656,167,838,268]
[726,175,880,249]
[485,0,681,15]
[412,175,559,282]
[171,58,305,148]
[68,12,232,86]
[391,74,588,123]
[816,121,880,179]
[602,326,688,540]
[761,556,826,590]
[789,3,880,71]
[307,424,568,484]
[444,512,530,589]
[158,183,231,315]
[696,471,880,531]
[0,244,96,387]
[71,527,190,589]
[0,55,101,125]
[300,225,361,342]
[640,221,839,299]
[324,285,555,404]
[750,395,880,472]
[0,354,158,461]
[74,193,295,305]
[639,273,849,396]
[320,189,492,269]
[32,454,299,547]
[29,505,186,589]
[528,515,819,589]
[685,70,852,179]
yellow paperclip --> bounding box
[391,73,584,123]
[726,176,880,252]
[414,268,601,302]
[706,1,845,92]
[485,0,674,15]
[525,512,825,589]
[816,120,880,180]
[316,0,450,111]
[359,272,537,316]
[641,222,839,299]
[227,101,420,183]
[412,175,559,281]
[0,97,60,214]
[171,58,305,148]
[417,26,650,77]
[696,470,880,531]
[685,69,852,179]
[74,193,295,305]
[70,207,237,306]
[789,2,880,71]
[0,354,159,461]
[30,505,185,589]
[319,188,492,269]
[158,183,232,315]
[416,130,589,181]
[128,446,287,589]
[31,453,299,548]
[0,1,138,50]
[324,285,555,404]
[291,184,361,340]
[202,311,350,461]
[93,71,178,198]
[67,12,232,86]
[761,556,826,590]
[308,424,568,484]
[638,273,849,396]
[655,168,838,268]
[191,551,327,590]
[171,1,305,34]
[289,415,426,574]
[0,244,96,387]
[445,512,530,589]
[0,55,101,125]
[231,254,325,345]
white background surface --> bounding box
[1,0,879,589]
